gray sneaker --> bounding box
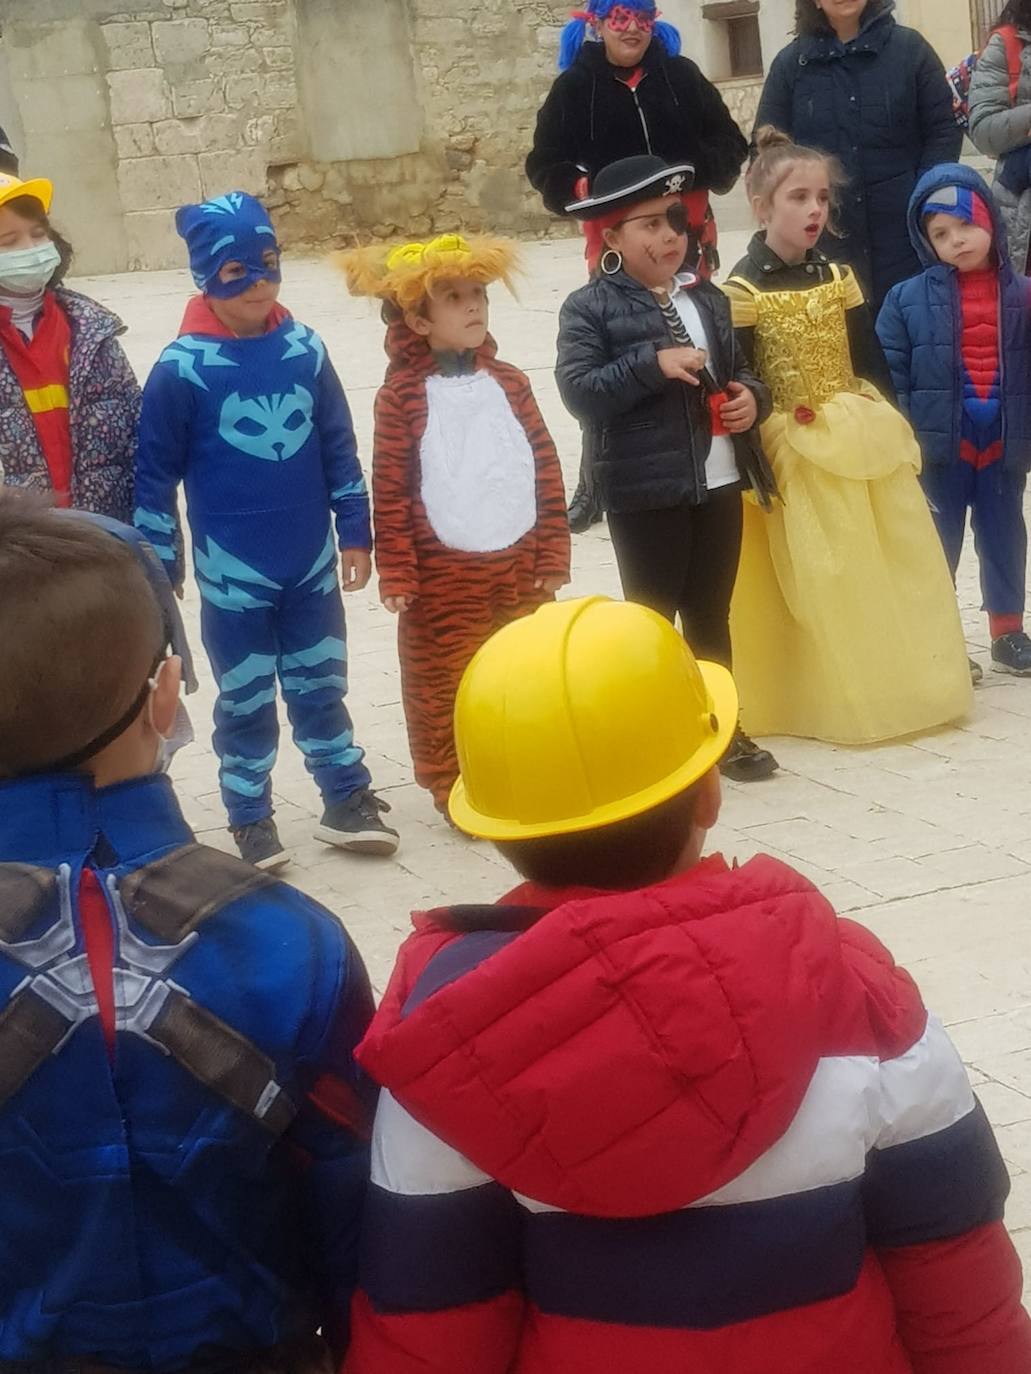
[231,817,290,871]
[315,789,400,856]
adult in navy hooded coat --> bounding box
[754,0,961,308]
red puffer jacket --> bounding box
[344,854,1031,1374]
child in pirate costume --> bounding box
[338,235,570,818]
[135,192,398,870]
[556,156,778,782]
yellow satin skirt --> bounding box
[730,387,973,744]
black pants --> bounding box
[608,487,743,669]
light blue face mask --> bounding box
[0,241,61,294]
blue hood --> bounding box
[907,162,1011,271]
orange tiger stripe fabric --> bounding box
[373,322,571,808]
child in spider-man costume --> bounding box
[878,165,1031,680]
[135,191,399,868]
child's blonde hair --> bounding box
[746,126,846,231]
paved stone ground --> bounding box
[76,233,1031,1286]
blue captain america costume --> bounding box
[0,770,373,1366]
[134,194,374,828]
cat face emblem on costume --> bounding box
[218,385,314,462]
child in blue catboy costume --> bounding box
[135,192,399,868]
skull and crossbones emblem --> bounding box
[664,174,687,196]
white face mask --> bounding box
[146,660,193,774]
[0,241,61,294]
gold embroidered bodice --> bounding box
[731,271,859,413]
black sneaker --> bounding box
[969,656,984,685]
[720,728,779,783]
[315,788,400,856]
[231,817,290,871]
[992,631,1031,676]
[568,478,603,534]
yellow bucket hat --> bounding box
[449,597,739,841]
[335,233,518,312]
[0,173,53,215]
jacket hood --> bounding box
[907,162,1010,271]
[383,316,499,375]
[358,854,920,1219]
[800,0,894,59]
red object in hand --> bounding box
[794,405,816,425]
[574,175,589,201]
[709,391,730,437]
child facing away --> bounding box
[337,234,571,818]
[342,595,1031,1374]
[556,154,779,784]
[723,128,973,744]
[877,164,1031,679]
[0,172,139,520]
[135,191,399,871]
[0,492,375,1371]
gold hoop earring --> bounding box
[600,249,623,276]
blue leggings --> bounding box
[920,462,1027,619]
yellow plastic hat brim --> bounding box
[448,660,739,842]
[0,178,53,214]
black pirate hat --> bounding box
[567,155,695,219]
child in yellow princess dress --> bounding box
[723,128,972,744]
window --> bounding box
[702,1,764,80]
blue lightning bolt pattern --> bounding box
[202,193,245,216]
[195,538,282,612]
[158,338,239,392]
[281,324,326,375]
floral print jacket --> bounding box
[0,287,140,521]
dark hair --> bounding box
[998,1,1031,27]
[3,195,74,286]
[794,0,885,36]
[495,783,700,890]
[0,491,164,778]
[0,150,18,178]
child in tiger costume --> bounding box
[338,235,571,818]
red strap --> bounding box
[79,869,116,1061]
[709,391,730,437]
[998,24,1024,105]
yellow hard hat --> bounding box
[0,173,52,215]
[449,596,738,841]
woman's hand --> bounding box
[657,346,707,385]
[720,382,758,433]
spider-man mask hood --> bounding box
[176,191,283,300]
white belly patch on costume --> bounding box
[420,372,537,553]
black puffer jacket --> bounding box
[754,2,961,309]
[527,39,748,216]
[556,272,771,513]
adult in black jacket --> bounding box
[556,156,777,783]
[754,0,961,309]
[528,0,747,531]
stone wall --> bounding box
[0,0,574,273]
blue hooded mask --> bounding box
[175,192,282,299]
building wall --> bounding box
[0,0,980,274]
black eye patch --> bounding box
[666,202,688,235]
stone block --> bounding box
[197,147,267,198]
[244,114,276,146]
[298,164,324,192]
[152,18,211,67]
[210,25,250,47]
[116,153,201,211]
[125,208,183,271]
[172,78,225,117]
[262,46,294,69]
[269,108,304,161]
[229,2,287,22]
[101,21,155,71]
[107,68,172,125]
[250,23,292,46]
[224,74,262,109]
[205,47,262,76]
[153,113,244,155]
[114,122,156,159]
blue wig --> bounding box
[558,1,681,71]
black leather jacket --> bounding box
[556,270,771,513]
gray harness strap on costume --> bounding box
[0,848,296,1134]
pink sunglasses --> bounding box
[604,6,658,31]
